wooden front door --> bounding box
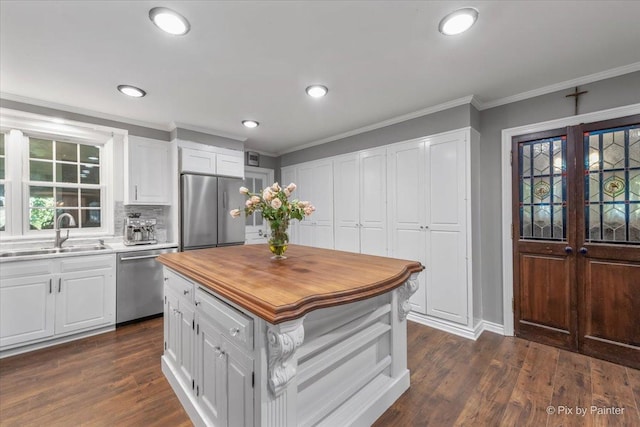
[513,115,640,369]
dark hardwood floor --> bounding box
[1,318,638,426]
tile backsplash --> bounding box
[114,201,170,242]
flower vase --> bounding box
[268,220,289,259]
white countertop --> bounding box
[0,239,179,263]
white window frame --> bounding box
[0,108,120,241]
[22,134,107,236]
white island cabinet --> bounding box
[158,244,422,427]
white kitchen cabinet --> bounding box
[181,147,217,175]
[195,289,254,427]
[388,129,472,327]
[0,254,116,352]
[180,146,244,178]
[216,152,244,178]
[296,159,334,249]
[333,148,387,256]
[163,270,254,427]
[164,268,196,392]
[55,255,116,335]
[0,260,55,348]
[125,135,172,205]
[164,287,181,370]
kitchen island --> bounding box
[157,244,422,427]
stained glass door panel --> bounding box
[584,125,640,243]
[519,136,567,240]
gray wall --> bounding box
[279,70,640,327]
[281,104,473,166]
[0,98,171,141]
[478,71,640,324]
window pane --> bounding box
[56,209,78,228]
[0,133,4,156]
[30,208,55,230]
[80,189,100,207]
[29,186,55,207]
[56,163,77,183]
[81,209,101,228]
[80,145,100,164]
[81,165,99,184]
[57,188,78,208]
[29,138,53,160]
[30,160,53,181]
[56,141,77,162]
[0,157,4,180]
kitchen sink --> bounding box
[0,244,110,258]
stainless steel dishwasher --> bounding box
[116,247,178,325]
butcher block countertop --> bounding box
[157,244,423,324]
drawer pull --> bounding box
[195,300,200,306]
[183,289,190,295]
[229,327,240,337]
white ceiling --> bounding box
[1,1,639,155]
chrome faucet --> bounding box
[55,213,77,248]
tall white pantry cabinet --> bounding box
[282,127,482,338]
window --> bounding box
[26,137,102,231]
[0,133,5,231]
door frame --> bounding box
[501,103,640,336]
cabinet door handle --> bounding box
[195,300,200,306]
[229,327,240,337]
[183,289,190,295]
[135,185,138,201]
[49,278,52,294]
[58,278,62,293]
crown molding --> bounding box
[0,92,170,132]
[277,95,476,155]
[477,61,640,110]
[169,121,247,142]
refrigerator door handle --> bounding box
[223,191,227,209]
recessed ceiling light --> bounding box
[117,85,147,98]
[306,85,328,98]
[149,7,190,36]
[242,120,259,128]
[438,8,478,36]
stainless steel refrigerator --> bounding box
[180,174,246,251]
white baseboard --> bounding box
[407,313,506,341]
[0,325,115,359]
[408,312,477,340]
[480,320,505,336]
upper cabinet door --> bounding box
[216,153,244,178]
[181,147,216,175]
[125,136,172,205]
